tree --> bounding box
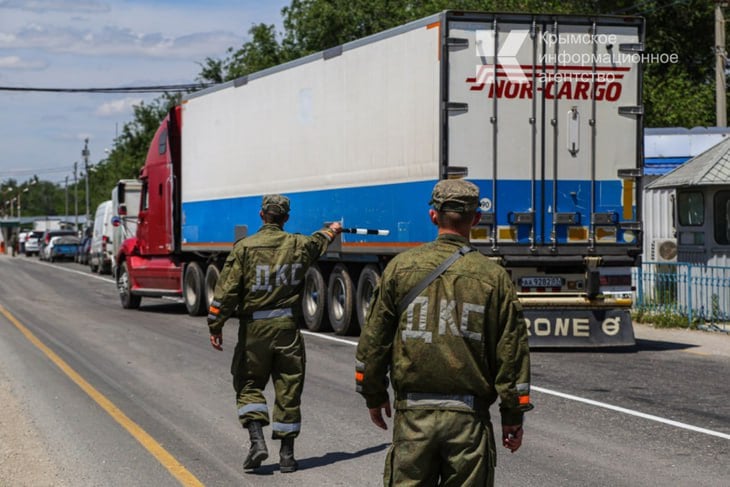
[84,94,181,214]
[200,0,725,127]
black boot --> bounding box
[243,421,268,470]
[279,437,298,473]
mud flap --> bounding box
[523,308,635,347]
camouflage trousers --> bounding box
[231,321,305,439]
[383,408,495,487]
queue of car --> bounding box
[15,181,138,275]
[17,227,96,268]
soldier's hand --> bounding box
[368,401,392,430]
[502,424,523,453]
[328,222,343,235]
[210,334,223,351]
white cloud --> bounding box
[95,97,143,117]
[0,0,110,13]
[0,23,241,59]
[0,55,47,69]
[0,1,288,179]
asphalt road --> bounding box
[0,254,728,486]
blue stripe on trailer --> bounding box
[182,178,633,246]
[182,180,439,245]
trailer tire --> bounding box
[118,262,141,309]
[204,264,220,310]
[327,264,358,336]
[356,264,380,328]
[184,262,206,316]
[302,265,330,332]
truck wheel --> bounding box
[302,265,330,332]
[204,264,220,310]
[356,264,381,328]
[118,262,141,309]
[184,262,206,316]
[327,264,358,336]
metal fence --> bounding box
[634,261,730,331]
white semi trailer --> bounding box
[116,11,645,347]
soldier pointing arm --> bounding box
[207,194,342,475]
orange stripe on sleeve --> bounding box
[355,372,364,382]
[519,395,530,405]
[209,306,220,314]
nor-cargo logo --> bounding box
[467,29,628,101]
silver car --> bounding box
[24,231,43,257]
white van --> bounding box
[89,200,113,274]
[111,179,142,276]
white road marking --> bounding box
[11,257,114,283]
[301,330,358,346]
[531,386,730,440]
[13,257,729,441]
[304,328,730,441]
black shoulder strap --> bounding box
[397,245,475,316]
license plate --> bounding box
[519,276,564,288]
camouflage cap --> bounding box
[261,194,290,215]
[429,179,480,213]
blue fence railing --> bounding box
[634,262,730,330]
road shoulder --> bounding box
[633,322,730,358]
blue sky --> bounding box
[0,0,287,186]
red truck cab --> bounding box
[116,106,183,308]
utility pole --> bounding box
[74,162,79,231]
[82,138,90,229]
[716,1,727,126]
[65,176,69,218]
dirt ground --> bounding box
[0,367,67,487]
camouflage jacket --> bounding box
[355,234,533,425]
[207,224,334,334]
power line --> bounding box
[0,83,211,94]
[1,165,74,178]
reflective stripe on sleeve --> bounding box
[355,360,365,372]
[517,383,530,405]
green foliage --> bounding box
[84,94,181,215]
[2,94,179,222]
[199,23,286,81]
[632,308,693,329]
[644,66,716,129]
[10,0,724,221]
[199,0,725,126]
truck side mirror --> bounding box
[116,181,126,204]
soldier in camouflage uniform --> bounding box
[356,179,533,486]
[208,194,342,473]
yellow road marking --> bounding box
[0,305,204,487]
